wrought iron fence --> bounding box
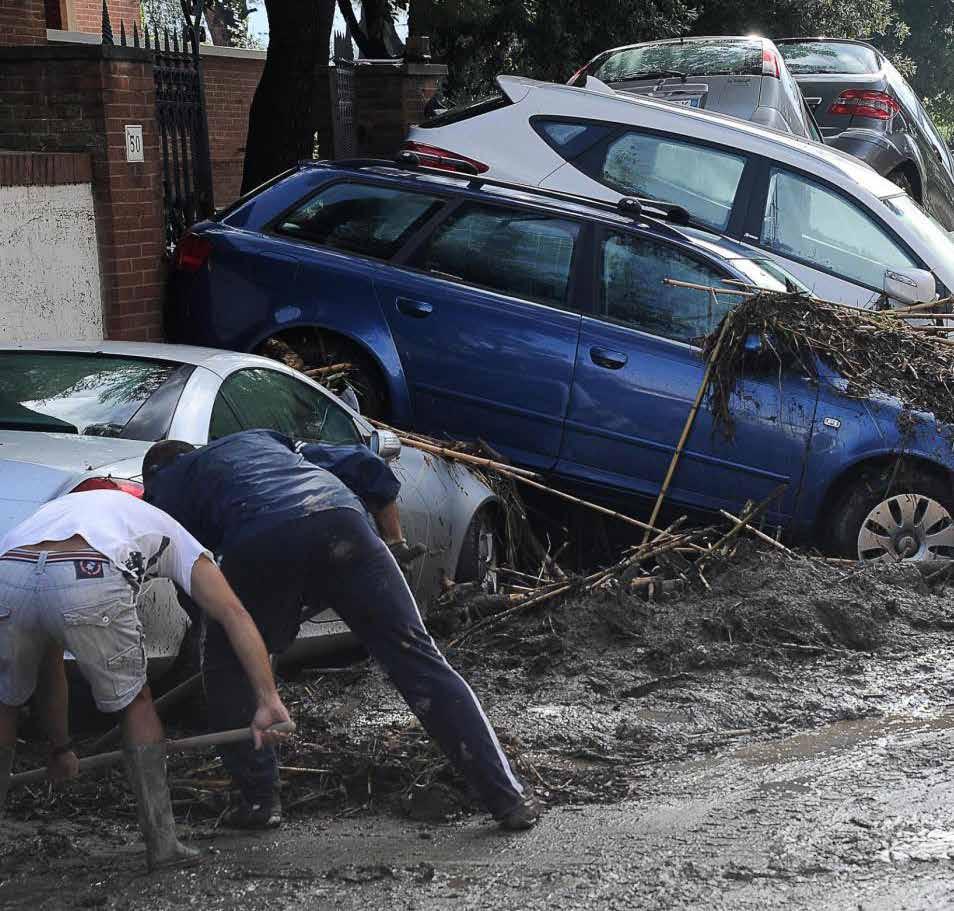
[103,0,214,253]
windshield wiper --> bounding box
[609,69,689,82]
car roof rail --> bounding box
[392,150,695,226]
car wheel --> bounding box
[827,464,954,562]
[455,507,498,591]
[887,166,917,201]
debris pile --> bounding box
[703,291,954,435]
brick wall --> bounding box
[202,49,264,205]
[353,61,446,157]
[0,43,165,341]
[69,0,139,35]
[0,0,47,44]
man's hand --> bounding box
[48,749,80,783]
[251,691,292,750]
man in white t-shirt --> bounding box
[0,489,291,872]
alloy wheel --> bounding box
[857,493,954,562]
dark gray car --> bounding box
[569,36,821,141]
[777,37,954,230]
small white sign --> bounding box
[124,125,144,163]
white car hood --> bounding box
[0,431,148,535]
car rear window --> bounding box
[0,352,181,439]
[418,94,512,129]
[778,41,880,75]
[276,182,446,260]
[591,39,763,81]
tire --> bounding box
[887,166,918,202]
[826,463,954,562]
[455,507,498,589]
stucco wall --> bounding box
[0,181,103,341]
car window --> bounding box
[210,368,362,444]
[591,39,763,81]
[0,352,181,440]
[760,170,916,287]
[600,232,734,343]
[586,132,746,231]
[276,182,446,260]
[778,41,879,76]
[533,119,615,159]
[417,203,581,309]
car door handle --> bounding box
[590,347,628,369]
[396,297,434,318]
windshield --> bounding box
[592,39,763,82]
[728,258,810,294]
[0,352,179,438]
[778,41,879,76]
[882,194,954,266]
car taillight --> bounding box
[71,477,144,498]
[762,49,781,79]
[828,89,900,120]
[174,232,212,272]
[402,141,489,174]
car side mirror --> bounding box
[370,429,402,462]
[884,267,936,306]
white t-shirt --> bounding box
[0,490,211,596]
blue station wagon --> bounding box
[167,161,954,563]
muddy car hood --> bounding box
[0,431,147,534]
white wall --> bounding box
[0,182,103,342]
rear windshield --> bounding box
[591,39,763,81]
[778,41,880,75]
[0,353,179,438]
[418,94,512,129]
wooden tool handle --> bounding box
[9,721,296,789]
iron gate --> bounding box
[104,1,215,253]
[331,59,357,159]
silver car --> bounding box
[568,36,821,141]
[0,342,498,675]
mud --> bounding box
[4,549,954,908]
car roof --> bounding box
[0,340,294,380]
[499,75,901,200]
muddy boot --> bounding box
[0,745,13,813]
[123,744,200,872]
[497,793,544,831]
[222,785,282,830]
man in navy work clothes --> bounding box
[142,429,538,831]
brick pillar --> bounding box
[352,59,447,157]
[0,43,166,341]
[0,0,48,45]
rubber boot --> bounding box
[123,743,200,872]
[0,745,13,814]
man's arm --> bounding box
[298,443,401,514]
[188,555,291,747]
[34,646,80,782]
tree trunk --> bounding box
[336,0,392,57]
[241,0,336,193]
[408,0,435,37]
[203,2,233,46]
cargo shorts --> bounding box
[0,549,146,713]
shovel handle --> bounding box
[9,720,296,790]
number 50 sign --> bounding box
[125,125,144,163]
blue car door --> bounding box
[374,201,586,471]
[556,228,820,526]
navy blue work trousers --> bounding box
[203,507,525,818]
